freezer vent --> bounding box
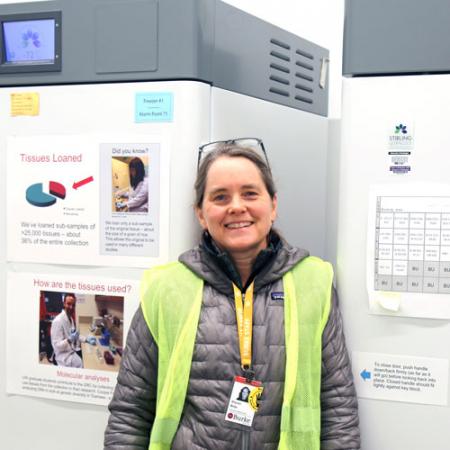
[269,38,315,105]
[269,38,291,98]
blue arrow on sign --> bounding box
[360,369,371,381]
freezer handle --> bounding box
[319,57,329,89]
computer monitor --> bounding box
[0,11,61,73]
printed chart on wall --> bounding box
[6,271,140,405]
[367,184,450,319]
[6,135,169,267]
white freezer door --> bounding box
[0,80,210,450]
[1,81,211,268]
[338,75,450,450]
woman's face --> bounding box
[129,166,137,178]
[196,156,277,261]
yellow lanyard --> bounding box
[232,282,254,369]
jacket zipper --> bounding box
[241,430,250,450]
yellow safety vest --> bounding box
[140,256,333,450]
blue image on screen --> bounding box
[3,19,55,64]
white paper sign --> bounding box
[353,351,449,406]
[7,134,169,268]
[367,183,450,319]
[6,271,140,405]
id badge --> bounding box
[225,376,264,427]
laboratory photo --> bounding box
[112,155,149,213]
[38,290,124,372]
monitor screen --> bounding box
[3,19,55,64]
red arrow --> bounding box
[73,176,94,190]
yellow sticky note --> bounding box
[10,92,40,116]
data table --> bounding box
[374,196,450,293]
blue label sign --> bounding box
[135,92,173,123]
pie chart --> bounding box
[49,181,66,199]
[26,181,66,207]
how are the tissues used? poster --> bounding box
[7,271,140,405]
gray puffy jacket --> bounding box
[104,240,360,450]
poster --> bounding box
[367,184,450,319]
[6,271,140,405]
[7,135,169,267]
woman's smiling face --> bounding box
[196,156,277,261]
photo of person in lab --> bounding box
[50,293,84,368]
[105,138,360,450]
[39,291,124,371]
[114,156,149,213]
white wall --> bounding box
[223,0,345,118]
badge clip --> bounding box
[242,367,255,382]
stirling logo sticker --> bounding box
[388,122,414,150]
[387,121,414,174]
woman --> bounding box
[116,157,148,212]
[104,139,360,449]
